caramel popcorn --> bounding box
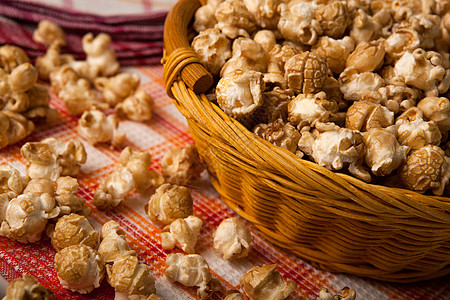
[244,0,280,30]
[49,65,78,94]
[213,217,253,260]
[338,67,385,101]
[98,220,136,263]
[253,30,277,54]
[216,69,264,118]
[161,215,203,253]
[193,0,221,32]
[254,119,300,153]
[240,264,297,300]
[0,110,35,149]
[50,213,99,251]
[284,52,329,95]
[165,253,221,299]
[399,145,450,195]
[221,38,267,76]
[346,40,385,73]
[224,292,244,300]
[82,33,120,77]
[316,287,356,300]
[0,45,30,73]
[107,254,156,297]
[23,179,55,199]
[55,176,88,215]
[115,89,154,122]
[215,0,257,39]
[161,144,204,185]
[311,36,355,75]
[21,142,62,182]
[35,43,70,80]
[345,101,394,131]
[0,165,28,195]
[77,109,125,148]
[315,1,351,39]
[4,274,55,300]
[0,193,59,243]
[288,92,336,129]
[54,244,105,294]
[33,20,66,47]
[95,73,140,107]
[41,137,87,177]
[58,79,104,116]
[192,28,231,76]
[147,183,193,225]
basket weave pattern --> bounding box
[163,0,450,283]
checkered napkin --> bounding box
[0,0,166,65]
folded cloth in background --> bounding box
[0,0,168,66]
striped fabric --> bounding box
[0,1,449,299]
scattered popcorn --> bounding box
[115,89,154,122]
[82,33,120,77]
[0,45,30,73]
[98,220,136,263]
[33,20,66,47]
[161,144,204,185]
[94,73,140,107]
[316,287,356,300]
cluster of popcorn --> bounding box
[34,20,153,148]
[192,0,450,196]
[0,45,56,149]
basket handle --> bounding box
[162,0,213,98]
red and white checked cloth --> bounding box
[0,1,450,299]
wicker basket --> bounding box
[162,0,450,283]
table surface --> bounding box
[1,1,450,300]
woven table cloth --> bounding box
[0,0,450,299]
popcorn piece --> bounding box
[0,111,34,149]
[338,67,385,101]
[378,82,421,114]
[193,0,222,32]
[311,36,355,75]
[4,274,55,300]
[243,0,280,30]
[50,213,99,252]
[216,70,264,118]
[165,253,221,299]
[316,287,356,300]
[394,49,446,95]
[49,65,78,94]
[115,89,154,122]
[383,27,421,64]
[58,79,104,116]
[240,264,297,300]
[252,87,293,124]
[278,1,322,46]
[93,165,135,210]
[221,38,267,76]
[0,193,59,243]
[161,145,204,185]
[215,0,257,39]
[284,52,329,95]
[98,221,136,263]
[254,119,300,153]
[213,217,253,260]
[42,137,87,177]
[35,42,73,80]
[119,146,163,192]
[23,179,55,198]
[107,254,156,296]
[396,118,442,151]
[0,165,28,195]
[399,145,450,195]
[362,127,409,176]
[54,244,105,294]
[345,101,394,131]
[417,96,450,132]
[147,183,193,225]
[77,109,125,148]
[349,9,392,44]
[192,28,231,76]
[69,60,101,82]
[8,63,38,93]
[288,92,336,129]
[55,176,87,215]
[0,192,15,223]
[315,1,351,39]
[267,44,299,78]
[0,45,30,73]
[346,40,385,73]
[94,73,140,107]
[161,215,203,253]
[33,20,66,47]
[253,30,277,54]
[21,142,62,182]
[82,33,120,77]
[403,13,441,49]
[127,295,163,300]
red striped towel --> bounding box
[0,0,167,66]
